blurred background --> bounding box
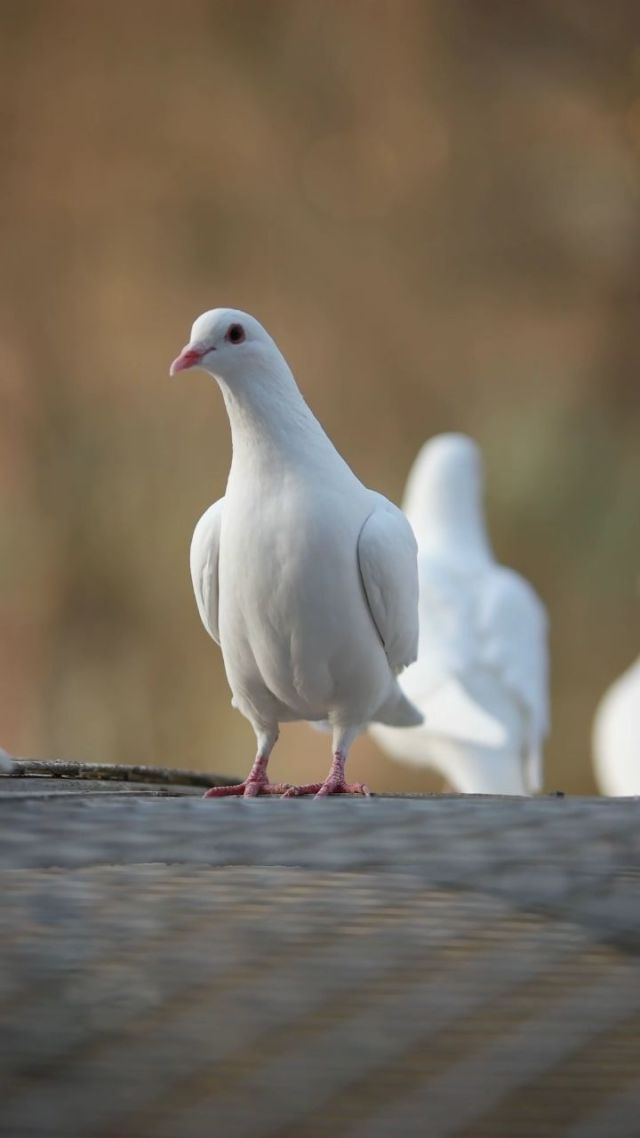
[1,0,639,794]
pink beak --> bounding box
[169,345,205,376]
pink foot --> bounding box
[203,776,291,799]
[203,744,291,798]
[282,779,370,799]
[316,778,370,798]
[281,747,370,799]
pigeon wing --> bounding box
[357,496,419,673]
[480,565,549,791]
[405,559,507,747]
[190,498,225,645]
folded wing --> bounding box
[479,566,549,792]
[357,495,419,674]
[190,498,225,645]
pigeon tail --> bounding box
[374,687,423,728]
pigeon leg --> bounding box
[282,726,370,798]
[203,727,290,798]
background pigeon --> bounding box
[593,655,640,796]
[171,308,421,798]
[371,433,549,795]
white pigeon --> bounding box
[371,434,549,795]
[171,308,421,797]
[0,746,12,773]
[593,655,640,796]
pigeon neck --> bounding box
[217,357,341,472]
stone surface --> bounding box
[0,776,639,1137]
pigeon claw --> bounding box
[203,778,292,798]
[281,780,370,799]
[316,779,370,798]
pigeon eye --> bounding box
[226,323,246,345]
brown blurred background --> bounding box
[1,0,639,794]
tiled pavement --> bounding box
[1,775,639,1137]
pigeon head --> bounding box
[405,434,482,510]
[403,433,491,559]
[170,308,277,382]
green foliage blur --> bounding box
[1,0,639,793]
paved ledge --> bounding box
[1,777,639,1138]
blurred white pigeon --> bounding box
[593,655,640,796]
[0,746,12,773]
[371,434,549,795]
[171,308,421,797]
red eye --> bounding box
[226,323,246,345]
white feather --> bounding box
[593,656,640,796]
[371,434,549,795]
[357,495,419,673]
[190,497,224,644]
[180,308,421,792]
